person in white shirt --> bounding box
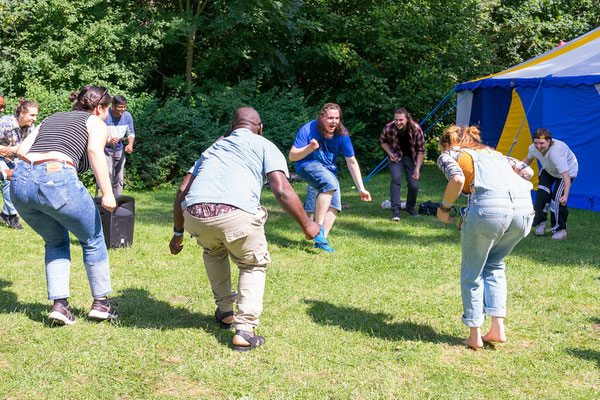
[522,128,578,240]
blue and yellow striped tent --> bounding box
[455,26,600,211]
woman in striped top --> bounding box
[11,85,118,325]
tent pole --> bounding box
[507,77,545,156]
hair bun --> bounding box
[68,91,79,103]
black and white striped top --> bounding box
[30,111,92,173]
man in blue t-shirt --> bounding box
[170,107,319,351]
[289,103,371,252]
[103,95,135,195]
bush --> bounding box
[126,81,320,190]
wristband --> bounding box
[173,227,184,236]
[441,199,453,208]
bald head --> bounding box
[231,107,262,135]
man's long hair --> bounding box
[380,107,418,149]
[316,103,348,137]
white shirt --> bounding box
[527,139,578,178]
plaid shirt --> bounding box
[379,121,425,164]
[0,114,34,161]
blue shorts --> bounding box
[297,161,341,213]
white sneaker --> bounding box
[551,229,567,240]
[534,222,546,236]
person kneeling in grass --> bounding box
[170,107,319,352]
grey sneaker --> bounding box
[534,222,546,236]
[49,302,76,325]
[551,229,567,240]
[8,214,23,230]
[88,298,118,320]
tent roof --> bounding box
[457,26,600,90]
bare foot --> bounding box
[482,332,506,343]
[483,317,506,343]
[462,327,483,349]
[461,338,484,349]
[221,315,233,325]
[233,333,250,347]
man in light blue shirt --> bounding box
[103,95,135,195]
[170,107,319,352]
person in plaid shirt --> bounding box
[379,107,425,219]
[0,100,39,229]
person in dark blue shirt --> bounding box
[289,103,371,252]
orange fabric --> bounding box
[457,152,474,194]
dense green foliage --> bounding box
[1,0,599,188]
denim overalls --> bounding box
[459,149,533,327]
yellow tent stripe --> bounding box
[496,89,539,189]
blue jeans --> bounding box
[0,158,17,215]
[460,192,533,327]
[10,161,112,300]
[297,161,341,213]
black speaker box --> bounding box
[94,195,135,249]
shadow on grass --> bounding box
[112,287,232,347]
[0,279,58,326]
[0,281,230,346]
[304,299,460,345]
[566,348,600,368]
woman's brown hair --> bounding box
[439,125,491,151]
[69,85,111,112]
[15,99,39,117]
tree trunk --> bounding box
[185,28,195,96]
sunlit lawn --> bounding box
[0,165,598,399]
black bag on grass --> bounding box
[419,201,457,216]
[418,201,440,216]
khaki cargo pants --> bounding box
[183,207,270,332]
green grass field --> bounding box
[0,165,598,399]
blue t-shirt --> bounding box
[292,120,354,173]
[104,110,135,152]
[183,128,289,214]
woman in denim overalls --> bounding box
[436,125,534,349]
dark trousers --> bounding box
[389,157,419,213]
[533,169,574,232]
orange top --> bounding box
[457,152,474,194]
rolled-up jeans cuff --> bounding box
[483,307,505,318]
[462,315,485,328]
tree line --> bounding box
[1,0,598,189]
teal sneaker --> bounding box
[313,228,335,252]
[314,242,336,253]
[313,228,327,244]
